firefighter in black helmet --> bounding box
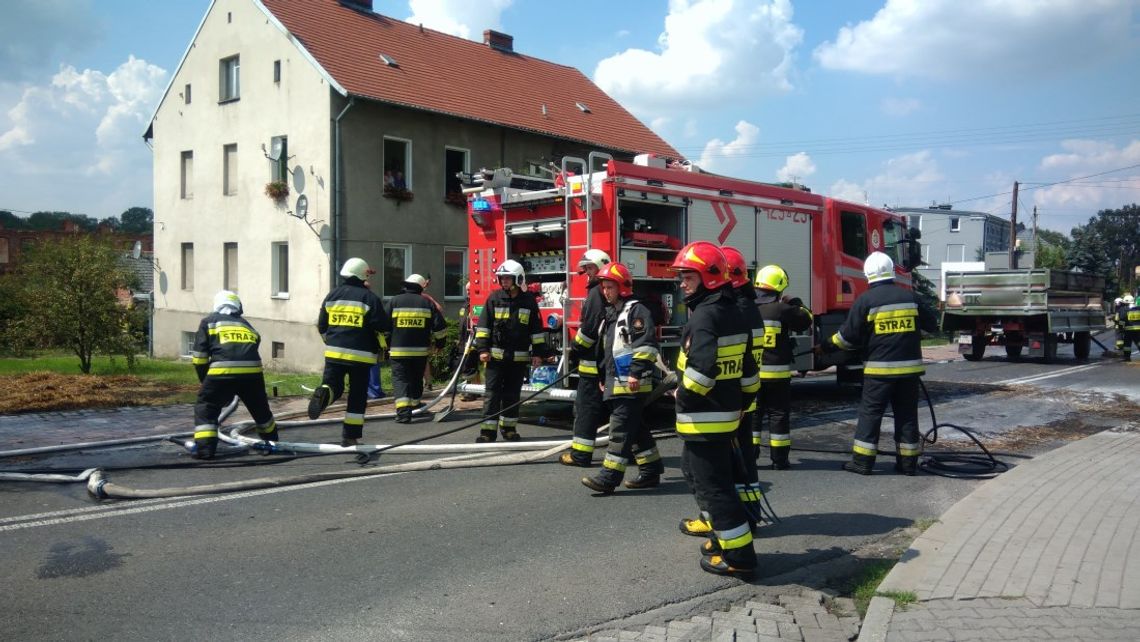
[670,241,760,579]
[189,291,279,459]
[824,251,937,476]
[753,264,813,470]
[388,273,447,423]
[561,248,612,467]
[579,262,663,493]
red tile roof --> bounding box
[260,0,679,158]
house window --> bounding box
[946,244,965,262]
[272,341,285,359]
[840,211,868,260]
[219,55,240,102]
[223,242,239,292]
[444,247,466,300]
[180,242,194,290]
[180,151,193,199]
[184,83,192,104]
[444,147,469,197]
[182,331,197,357]
[383,137,412,192]
[271,242,289,297]
[269,136,288,182]
[223,143,238,196]
[382,244,411,297]
[950,216,961,232]
[273,59,281,83]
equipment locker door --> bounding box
[756,208,813,370]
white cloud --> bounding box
[0,0,99,83]
[814,0,1135,81]
[404,0,512,40]
[881,97,920,117]
[1034,139,1140,213]
[776,152,815,183]
[827,151,946,207]
[594,0,804,117]
[0,57,167,217]
[828,179,865,203]
[698,120,761,171]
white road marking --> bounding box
[996,362,1105,386]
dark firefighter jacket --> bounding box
[571,279,607,377]
[317,277,390,366]
[474,288,550,362]
[600,298,658,398]
[1120,303,1140,333]
[735,286,765,412]
[830,281,937,378]
[756,291,814,379]
[675,287,760,440]
[191,312,264,381]
[388,284,447,358]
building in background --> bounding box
[144,0,677,371]
[893,204,1011,296]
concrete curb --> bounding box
[856,596,894,642]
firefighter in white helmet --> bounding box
[561,248,612,467]
[189,291,279,458]
[1119,293,1139,361]
[308,257,391,446]
[473,259,552,442]
[387,273,447,423]
[822,251,937,475]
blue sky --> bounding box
[1,0,1138,233]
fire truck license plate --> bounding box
[958,334,972,345]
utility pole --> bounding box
[1031,205,1038,269]
[1009,181,1019,269]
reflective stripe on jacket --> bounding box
[756,293,813,379]
[830,281,937,378]
[318,278,390,366]
[191,312,264,379]
[388,289,447,358]
[602,299,658,398]
[474,288,548,362]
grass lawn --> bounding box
[0,352,397,413]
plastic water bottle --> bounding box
[538,416,548,426]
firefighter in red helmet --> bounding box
[580,262,663,493]
[670,241,759,578]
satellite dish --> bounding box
[132,240,142,260]
[269,138,284,161]
[292,165,306,194]
[294,194,309,219]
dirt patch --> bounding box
[0,372,196,414]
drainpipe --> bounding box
[332,98,355,288]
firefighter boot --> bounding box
[770,445,791,470]
[475,430,496,443]
[679,513,714,538]
[624,459,664,489]
[307,385,332,420]
[193,438,218,460]
[700,537,722,558]
[500,428,521,441]
[581,469,621,494]
[842,453,876,476]
[340,437,359,448]
[559,452,593,467]
[395,408,412,424]
[699,554,756,579]
[895,455,918,476]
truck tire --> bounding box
[1043,334,1059,364]
[1005,344,1023,359]
[963,335,987,361]
[1074,331,1091,360]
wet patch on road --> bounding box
[36,536,130,579]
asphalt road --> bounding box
[2,338,1136,641]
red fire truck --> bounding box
[461,152,922,390]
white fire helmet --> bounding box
[495,259,526,288]
[340,257,373,281]
[577,248,612,273]
[1125,294,1136,305]
[863,251,895,284]
[213,290,242,315]
[405,273,428,288]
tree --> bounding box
[1067,204,1139,295]
[0,210,28,230]
[119,207,154,234]
[4,236,141,373]
[1034,228,1070,270]
[26,211,98,232]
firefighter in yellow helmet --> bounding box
[309,258,391,447]
[189,291,278,459]
[823,251,937,475]
[753,264,813,469]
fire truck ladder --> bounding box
[561,152,612,376]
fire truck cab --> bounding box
[461,152,921,389]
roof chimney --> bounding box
[483,29,514,53]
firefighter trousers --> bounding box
[756,378,793,465]
[568,375,605,462]
[321,361,370,440]
[391,357,427,420]
[1119,330,1137,360]
[194,374,276,454]
[596,393,661,484]
[681,439,757,569]
[854,376,921,461]
[481,360,528,437]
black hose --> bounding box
[915,378,1010,479]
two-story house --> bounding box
[893,204,1011,298]
[145,0,677,371]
